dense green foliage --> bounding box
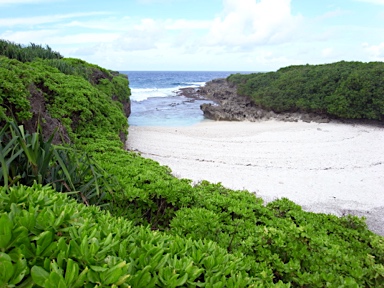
[0,41,130,143]
[1,41,384,287]
[0,185,257,287]
[228,61,384,120]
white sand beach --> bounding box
[127,120,384,235]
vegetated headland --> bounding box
[179,61,384,125]
[1,39,384,287]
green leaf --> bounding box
[9,258,28,285]
[100,261,126,285]
[15,275,34,288]
[18,210,36,231]
[45,271,67,288]
[90,265,108,272]
[53,149,76,191]
[174,273,188,287]
[104,233,113,246]
[31,266,50,287]
[72,267,88,288]
[137,270,151,286]
[64,259,79,286]
[68,239,81,259]
[86,269,100,284]
[0,253,15,286]
[53,211,66,228]
[35,231,53,256]
[89,239,100,255]
[49,260,63,278]
[0,145,9,189]
[152,251,168,270]
[0,214,13,248]
[7,247,23,263]
[80,236,89,258]
[114,274,131,286]
[41,242,58,258]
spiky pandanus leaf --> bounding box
[0,120,116,206]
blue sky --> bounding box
[0,0,383,71]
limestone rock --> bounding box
[198,78,330,124]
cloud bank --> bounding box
[0,0,383,70]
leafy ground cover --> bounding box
[0,184,259,287]
[1,41,384,287]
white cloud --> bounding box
[362,42,384,59]
[1,0,378,71]
[354,0,384,5]
[0,0,59,5]
[63,18,126,31]
[61,17,211,33]
[0,12,110,27]
[81,17,211,52]
[321,47,334,57]
[205,0,303,50]
[0,29,118,49]
[114,18,166,51]
[53,33,120,45]
[164,19,212,30]
[315,8,350,21]
[136,0,179,3]
[0,29,58,44]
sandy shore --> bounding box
[127,120,384,235]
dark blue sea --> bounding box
[120,71,240,126]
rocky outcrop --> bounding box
[24,84,71,145]
[177,87,204,99]
[113,95,131,118]
[122,100,131,118]
[198,78,330,123]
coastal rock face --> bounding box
[198,78,330,123]
[24,84,71,144]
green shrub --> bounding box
[0,58,33,122]
[228,61,384,120]
[0,184,260,287]
[169,185,384,286]
[0,54,130,146]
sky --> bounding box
[0,0,384,71]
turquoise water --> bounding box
[120,71,240,127]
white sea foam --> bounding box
[131,87,179,102]
[131,82,206,102]
[184,81,206,87]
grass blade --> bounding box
[53,149,76,191]
[0,146,9,188]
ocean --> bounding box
[120,71,239,126]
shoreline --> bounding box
[178,78,384,127]
[127,120,384,235]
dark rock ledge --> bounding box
[179,78,330,123]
